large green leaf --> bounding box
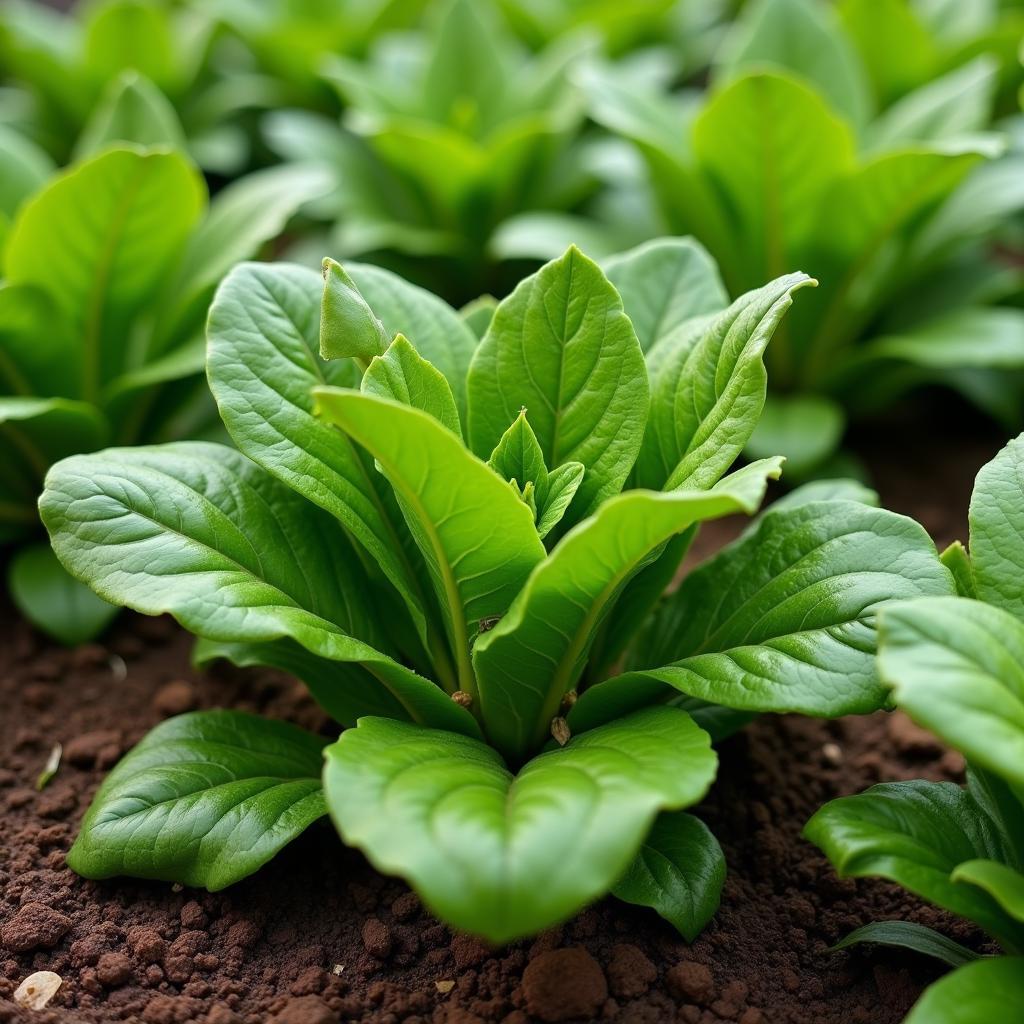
[604,237,729,354]
[952,860,1024,924]
[323,706,716,943]
[878,598,1024,792]
[612,811,725,942]
[68,710,328,890]
[472,458,782,761]
[969,436,1024,623]
[313,390,546,698]
[904,957,1024,1024]
[40,442,476,736]
[206,263,453,684]
[569,501,952,731]
[804,780,1023,948]
[467,246,649,518]
[636,272,815,490]
[4,146,205,402]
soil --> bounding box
[0,407,1007,1024]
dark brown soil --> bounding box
[0,413,1006,1024]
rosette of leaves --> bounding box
[805,434,1024,1023]
[41,239,952,943]
[0,130,330,645]
[264,0,595,301]
[579,0,1024,479]
[0,0,288,175]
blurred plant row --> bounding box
[1,0,1023,643]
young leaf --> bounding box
[636,273,815,491]
[831,921,982,968]
[467,246,649,518]
[68,711,328,890]
[604,237,729,354]
[472,458,782,761]
[362,334,461,436]
[878,598,1024,792]
[313,389,546,697]
[8,543,117,648]
[612,811,726,942]
[569,501,952,731]
[323,707,717,943]
[940,541,977,599]
[40,442,476,736]
[969,435,1024,622]
[320,257,390,364]
[487,410,549,501]
[804,780,1023,948]
[904,957,1024,1024]
[536,461,584,540]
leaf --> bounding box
[878,598,1024,792]
[569,500,952,732]
[345,262,479,424]
[40,442,477,736]
[8,543,118,648]
[323,706,717,943]
[320,257,390,364]
[467,245,649,519]
[804,780,1023,947]
[83,0,176,93]
[362,335,461,436]
[636,273,815,491]
[74,70,185,160]
[487,410,549,500]
[904,957,1024,1024]
[4,146,205,402]
[831,921,982,968]
[715,0,871,129]
[313,389,546,699]
[206,262,452,682]
[612,811,725,941]
[461,295,497,339]
[67,710,328,890]
[472,458,782,761]
[969,435,1024,622]
[952,860,1024,923]
[0,125,54,224]
[940,542,977,598]
[536,462,584,540]
[743,394,845,481]
[604,237,729,354]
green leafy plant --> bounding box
[0,139,329,644]
[581,0,1024,478]
[40,239,952,943]
[805,434,1024,1023]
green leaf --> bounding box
[637,273,815,491]
[940,542,977,599]
[969,435,1024,622]
[345,262,479,424]
[487,410,549,500]
[804,780,1023,947]
[362,334,461,436]
[4,146,205,403]
[570,501,952,731]
[206,263,452,683]
[715,0,871,129]
[904,957,1024,1024]
[952,860,1024,923]
[604,237,729,354]
[536,462,584,540]
[765,478,879,513]
[612,811,725,941]
[467,245,649,519]
[313,389,546,699]
[831,921,982,968]
[68,710,328,890]
[323,706,717,943]
[460,295,497,339]
[472,459,782,761]
[74,70,185,160]
[40,442,476,736]
[743,394,845,481]
[878,598,1024,792]
[320,257,390,364]
[9,543,118,648]
[0,125,54,224]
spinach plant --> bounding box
[580,0,1024,478]
[1,138,328,645]
[806,434,1024,1022]
[41,240,952,943]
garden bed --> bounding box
[0,414,1003,1024]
